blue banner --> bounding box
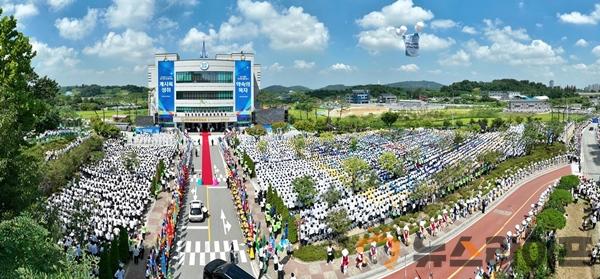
[235,60,252,122]
[135,126,160,134]
[158,61,175,122]
[404,33,420,57]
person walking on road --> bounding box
[277,262,285,279]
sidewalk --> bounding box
[246,164,569,279]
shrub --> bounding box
[242,151,255,177]
[548,189,572,207]
[536,208,566,232]
[557,175,579,191]
[294,244,327,262]
[514,241,548,277]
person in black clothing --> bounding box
[326,243,335,264]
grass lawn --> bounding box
[77,109,148,120]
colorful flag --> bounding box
[404,33,420,57]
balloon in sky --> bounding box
[415,21,425,32]
[395,25,408,36]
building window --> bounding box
[176,106,234,113]
[175,71,233,83]
[176,91,233,100]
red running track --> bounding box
[201,132,213,185]
[380,165,572,279]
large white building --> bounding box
[147,51,261,131]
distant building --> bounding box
[486,91,523,100]
[378,93,397,104]
[584,83,600,92]
[549,80,555,88]
[346,89,370,104]
[507,99,550,112]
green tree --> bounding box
[342,156,372,192]
[452,130,466,148]
[410,181,435,200]
[246,124,267,138]
[90,117,121,138]
[0,10,48,219]
[319,131,334,143]
[515,241,548,278]
[380,112,399,128]
[536,208,566,232]
[349,137,358,151]
[117,227,129,263]
[557,175,579,191]
[292,176,318,208]
[0,216,63,277]
[291,136,306,157]
[378,151,404,178]
[477,150,502,166]
[522,121,543,154]
[323,187,341,206]
[122,150,139,173]
[293,119,316,132]
[326,209,351,240]
[271,121,288,133]
[337,98,350,120]
[547,120,564,142]
[257,139,268,155]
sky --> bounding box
[7,0,600,88]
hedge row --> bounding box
[98,227,130,279]
[40,135,104,195]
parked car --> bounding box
[203,259,254,279]
[188,200,206,222]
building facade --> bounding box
[378,93,397,104]
[147,52,261,131]
[346,89,370,104]
[507,99,550,112]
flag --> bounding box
[404,33,420,57]
[282,222,289,240]
[160,249,167,275]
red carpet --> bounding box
[201,132,213,185]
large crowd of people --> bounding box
[237,125,530,243]
[47,133,179,256]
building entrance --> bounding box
[183,122,228,132]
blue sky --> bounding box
[7,0,600,88]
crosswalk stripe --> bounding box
[189,253,195,266]
[195,241,200,253]
[199,252,206,266]
[214,241,220,252]
[205,241,210,252]
[209,252,216,261]
[239,249,247,263]
[177,241,183,252]
[223,240,229,252]
[219,252,227,260]
[178,253,185,266]
[232,239,239,251]
[184,241,191,253]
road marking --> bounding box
[232,239,239,251]
[178,253,185,266]
[224,240,229,252]
[448,177,559,279]
[184,241,191,253]
[239,249,248,263]
[214,241,220,252]
[188,253,195,266]
[206,184,211,241]
[220,252,227,260]
[195,241,200,253]
[199,252,206,266]
[205,241,211,252]
[187,225,209,230]
[209,252,216,261]
[177,240,183,252]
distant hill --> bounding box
[261,85,311,94]
[319,84,351,91]
[386,80,444,90]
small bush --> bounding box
[557,175,579,191]
[536,208,566,232]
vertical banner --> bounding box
[158,60,175,122]
[403,33,420,57]
[235,60,252,122]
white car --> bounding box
[189,200,206,222]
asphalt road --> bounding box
[581,123,600,179]
[171,135,256,279]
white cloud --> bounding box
[267,62,284,72]
[47,0,74,10]
[593,45,600,57]
[166,0,198,7]
[31,39,79,69]
[293,60,315,69]
[439,50,471,66]
[179,27,255,54]
[2,2,38,20]
[465,20,564,66]
[237,0,329,51]
[535,23,543,28]
[156,17,178,30]
[428,69,442,74]
[518,1,524,9]
[575,39,589,47]
[55,9,99,40]
[573,63,587,70]
[329,63,356,72]
[430,19,456,29]
[105,0,154,29]
[396,64,419,72]
[356,0,433,28]
[133,65,146,72]
[557,4,600,25]
[84,29,158,61]
[461,26,477,35]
